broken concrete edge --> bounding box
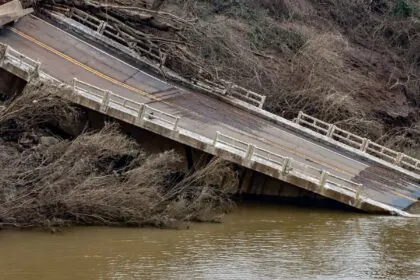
[37,10,420,182]
[0,0,33,27]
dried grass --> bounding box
[0,83,238,230]
[23,0,420,154]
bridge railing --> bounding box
[141,105,180,130]
[72,78,180,131]
[108,93,143,113]
[253,146,289,167]
[212,131,363,197]
[67,8,165,63]
[72,78,365,199]
[71,79,367,200]
[295,111,420,174]
[220,79,266,108]
[69,8,103,32]
[44,6,267,109]
[73,78,108,102]
[0,44,368,204]
[2,45,40,75]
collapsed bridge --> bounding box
[0,5,419,216]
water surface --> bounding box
[0,204,419,280]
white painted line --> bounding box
[30,15,171,85]
[30,14,368,172]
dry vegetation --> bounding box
[0,82,238,230]
[26,0,420,157]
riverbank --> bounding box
[0,82,238,230]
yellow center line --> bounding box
[9,27,162,103]
[10,25,414,198]
[7,26,359,177]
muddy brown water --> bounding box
[0,204,419,280]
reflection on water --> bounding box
[0,204,419,280]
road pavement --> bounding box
[1,15,418,210]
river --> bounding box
[0,204,419,280]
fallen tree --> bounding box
[0,81,238,230]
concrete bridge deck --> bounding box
[0,15,419,215]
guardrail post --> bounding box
[72,77,77,90]
[173,117,180,132]
[259,96,266,109]
[295,111,303,124]
[138,104,147,119]
[213,131,220,146]
[100,91,110,112]
[355,184,363,201]
[71,78,77,96]
[0,45,7,66]
[245,144,255,161]
[30,61,41,79]
[128,42,137,49]
[326,124,336,138]
[360,138,369,152]
[135,104,146,125]
[223,82,233,96]
[97,21,107,34]
[282,157,291,175]
[393,153,404,165]
[319,170,329,187]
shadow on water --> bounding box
[234,193,364,213]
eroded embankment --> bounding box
[0,81,238,230]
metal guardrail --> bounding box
[295,111,420,174]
